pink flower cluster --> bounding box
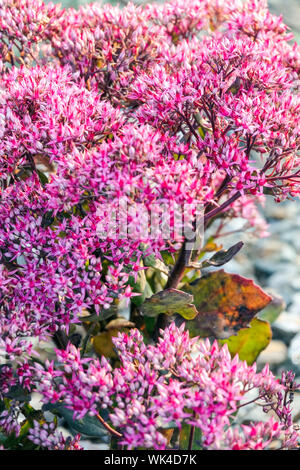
[34,324,299,450]
[0,63,205,345]
[28,421,82,450]
[0,400,22,437]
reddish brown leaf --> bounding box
[183,270,272,339]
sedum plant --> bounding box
[0,0,299,450]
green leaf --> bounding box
[194,112,208,140]
[227,77,242,95]
[179,423,202,450]
[140,288,198,320]
[143,254,169,275]
[131,279,153,307]
[129,263,153,307]
[6,385,31,403]
[201,241,244,268]
[41,210,55,228]
[42,403,108,439]
[219,318,272,365]
[197,126,206,139]
[36,169,49,186]
[19,419,32,438]
[143,316,156,337]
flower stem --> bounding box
[188,425,195,450]
[153,191,242,338]
[96,414,123,438]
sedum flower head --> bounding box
[35,324,299,450]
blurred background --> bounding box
[46,0,300,43]
[47,0,300,44]
[41,0,300,428]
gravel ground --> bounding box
[222,198,300,372]
[221,198,300,425]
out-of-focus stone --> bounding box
[273,313,300,344]
[236,390,276,424]
[269,0,300,38]
[252,240,296,264]
[288,333,300,367]
[263,197,300,219]
[287,294,300,315]
[220,257,254,278]
[257,340,288,366]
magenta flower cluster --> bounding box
[33,324,299,450]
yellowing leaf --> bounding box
[105,318,135,330]
[92,330,118,358]
[220,318,272,365]
[160,428,174,445]
[92,316,135,358]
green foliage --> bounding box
[129,262,154,307]
[201,241,244,268]
[43,403,109,440]
[5,385,31,403]
[140,288,198,320]
[0,402,41,450]
[219,318,272,365]
[179,423,202,450]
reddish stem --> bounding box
[96,414,123,438]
